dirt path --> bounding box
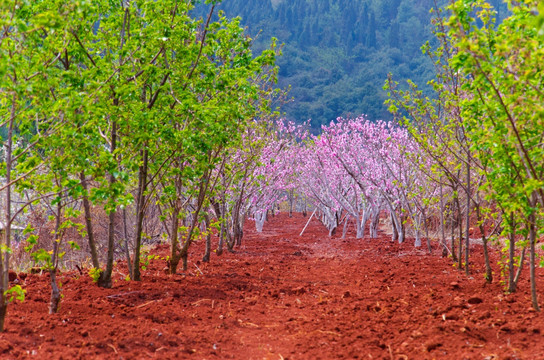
[2,213,543,359]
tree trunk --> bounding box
[226,225,235,252]
[369,208,380,238]
[529,209,539,311]
[414,229,421,247]
[455,195,463,269]
[513,246,526,287]
[390,209,404,244]
[235,220,241,246]
[80,172,100,269]
[49,270,61,314]
[49,200,64,314]
[342,215,350,239]
[424,212,431,254]
[355,216,363,239]
[98,210,115,288]
[358,207,370,239]
[450,209,457,263]
[169,254,181,275]
[232,195,243,247]
[439,181,448,256]
[465,158,471,276]
[0,303,6,334]
[288,189,294,218]
[481,227,493,283]
[255,210,267,232]
[391,212,398,242]
[217,220,225,256]
[514,247,527,287]
[474,204,492,282]
[168,207,181,274]
[123,208,133,280]
[508,213,516,293]
[0,252,9,330]
[179,179,209,270]
[213,201,224,256]
[182,252,188,271]
[414,213,422,248]
[0,96,16,332]
[98,120,117,289]
[202,215,211,263]
[132,148,149,281]
[236,213,244,246]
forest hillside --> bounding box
[193,0,508,130]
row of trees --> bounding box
[256,0,544,312]
[386,0,544,310]
[0,0,280,331]
[1,0,542,334]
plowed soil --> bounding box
[2,212,543,359]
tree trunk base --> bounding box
[97,274,112,289]
[182,255,188,271]
[49,271,61,314]
[0,302,7,332]
[168,258,180,275]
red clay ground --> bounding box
[2,212,544,359]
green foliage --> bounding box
[1,0,277,269]
[448,0,544,223]
[139,248,160,271]
[29,248,54,271]
[67,241,80,251]
[4,285,26,304]
[0,244,12,255]
[88,268,103,283]
[388,0,543,305]
[24,235,38,253]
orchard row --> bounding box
[1,0,543,334]
[0,0,279,331]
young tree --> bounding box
[448,0,544,310]
[151,6,279,274]
[0,0,83,330]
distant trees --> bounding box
[284,116,433,245]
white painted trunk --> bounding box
[414,213,422,247]
[369,207,380,238]
[390,210,404,244]
[355,217,364,239]
[342,215,350,239]
[255,210,267,233]
[358,208,371,239]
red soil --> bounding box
[2,213,543,359]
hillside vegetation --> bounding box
[193,0,508,130]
